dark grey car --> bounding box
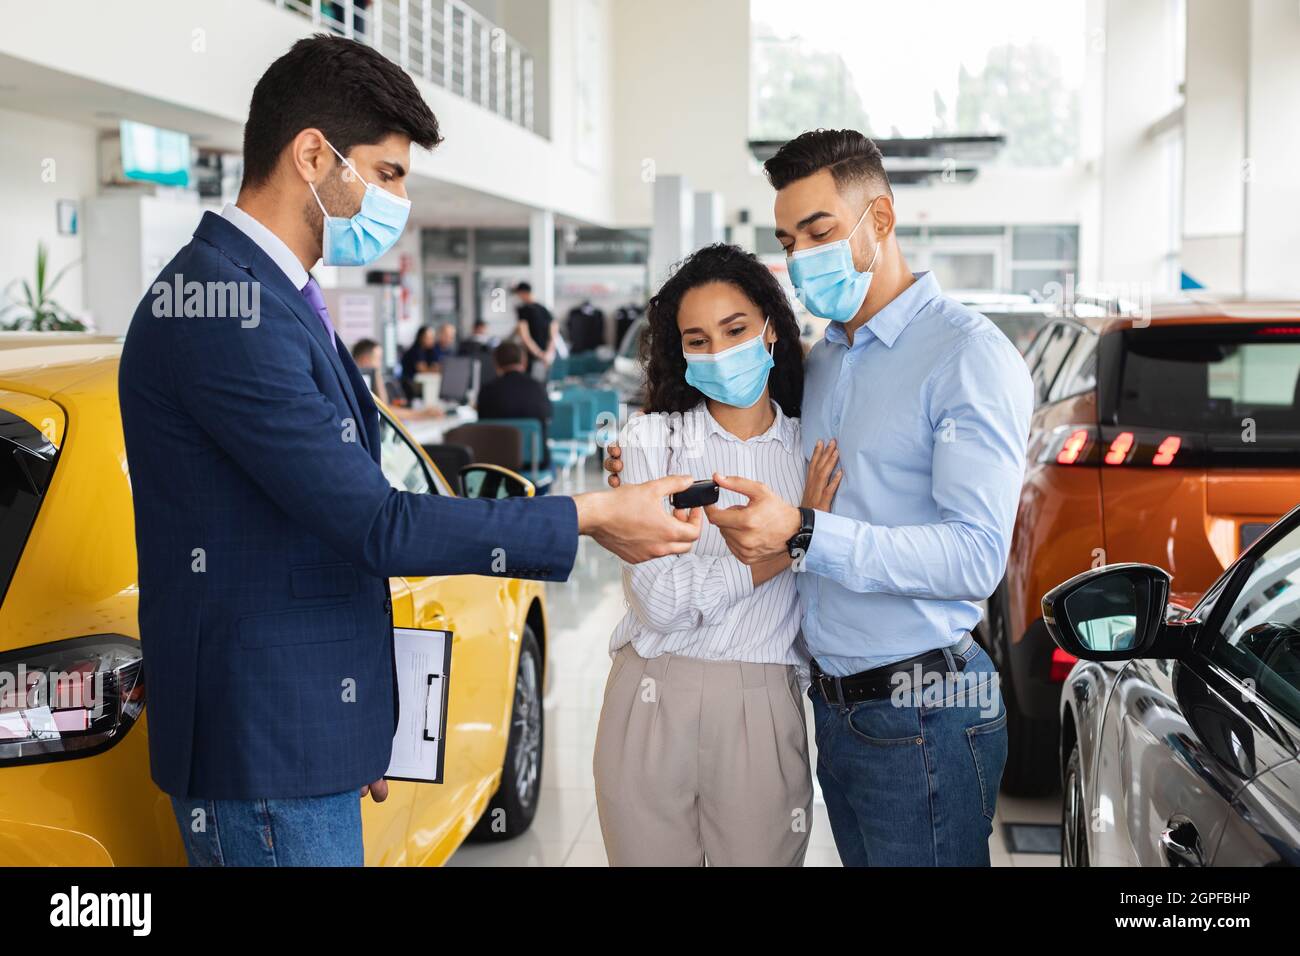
[1047,506,1300,866]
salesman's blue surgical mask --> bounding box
[309,139,411,267]
[683,318,775,409]
[787,199,881,323]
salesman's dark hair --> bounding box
[242,34,442,188]
[763,129,892,198]
[642,244,803,419]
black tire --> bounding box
[988,584,1060,797]
[1061,740,1089,867]
[468,627,544,841]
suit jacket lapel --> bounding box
[195,214,372,453]
[335,337,382,463]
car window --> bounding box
[1212,522,1300,726]
[378,414,439,496]
[1022,324,1054,371]
[0,409,56,604]
[1114,324,1300,436]
[1031,324,1080,405]
[1049,331,1098,401]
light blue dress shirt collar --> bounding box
[823,270,941,351]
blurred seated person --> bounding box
[476,340,552,469]
[400,325,439,400]
[460,318,499,388]
[353,338,442,421]
[459,318,497,357]
[431,322,458,364]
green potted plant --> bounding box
[1,242,86,331]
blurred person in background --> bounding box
[476,340,553,471]
[513,281,558,380]
[399,324,439,400]
[431,321,458,363]
[352,337,441,421]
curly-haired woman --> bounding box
[593,244,841,866]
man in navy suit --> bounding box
[118,35,699,867]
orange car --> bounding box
[984,297,1300,794]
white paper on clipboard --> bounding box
[385,627,453,784]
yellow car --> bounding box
[0,335,548,866]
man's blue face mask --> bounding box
[683,317,775,409]
[309,139,411,267]
[786,198,881,323]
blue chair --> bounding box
[579,353,614,380]
[545,399,583,485]
[476,417,554,492]
[562,386,620,445]
[547,356,572,381]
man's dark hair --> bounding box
[350,337,379,362]
[242,34,442,188]
[494,341,524,369]
[763,129,892,198]
[512,281,532,294]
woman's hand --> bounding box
[801,439,843,512]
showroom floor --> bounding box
[448,504,1061,867]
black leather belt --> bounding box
[810,634,975,706]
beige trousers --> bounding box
[593,644,813,866]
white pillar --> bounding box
[693,191,725,250]
[1097,0,1178,290]
[650,174,693,289]
[1181,0,1248,292]
[1243,0,1300,295]
[528,208,555,307]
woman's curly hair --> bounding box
[640,244,803,418]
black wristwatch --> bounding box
[787,506,816,560]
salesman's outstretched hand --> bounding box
[706,473,802,565]
[574,474,701,563]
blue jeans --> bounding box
[170,790,363,866]
[811,641,1008,866]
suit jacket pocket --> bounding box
[290,562,359,599]
[238,603,359,649]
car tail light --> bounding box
[1056,429,1091,465]
[1041,425,1198,468]
[1151,435,1181,466]
[1050,646,1078,682]
[0,635,143,765]
[1104,431,1135,465]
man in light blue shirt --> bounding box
[705,130,1033,866]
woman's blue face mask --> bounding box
[309,139,411,267]
[683,317,775,408]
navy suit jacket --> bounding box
[119,212,578,800]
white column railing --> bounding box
[271,0,536,133]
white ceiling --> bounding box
[0,51,586,231]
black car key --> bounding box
[670,479,720,510]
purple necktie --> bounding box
[299,276,335,342]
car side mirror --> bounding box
[459,464,535,500]
[1042,563,1198,661]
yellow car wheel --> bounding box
[468,626,543,841]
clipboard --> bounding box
[384,627,453,784]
